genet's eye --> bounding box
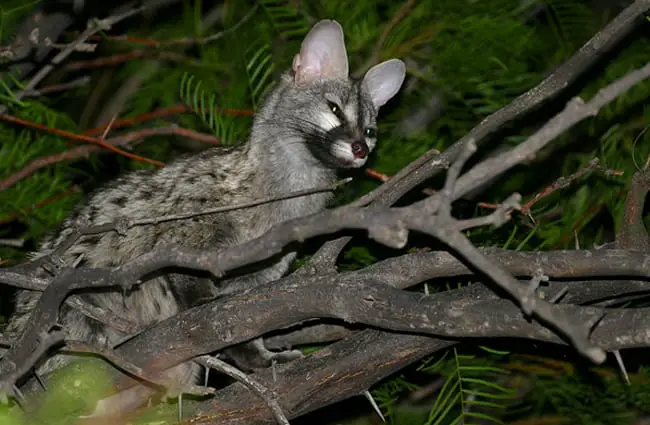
[364,127,377,138]
[327,100,341,115]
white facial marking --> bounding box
[366,136,376,151]
[317,110,340,131]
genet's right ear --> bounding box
[292,20,349,84]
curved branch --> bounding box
[308,0,650,267]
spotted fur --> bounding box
[6,19,406,393]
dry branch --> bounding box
[0,126,220,192]
[308,0,650,270]
[0,113,165,167]
[0,7,146,116]
[79,275,650,421]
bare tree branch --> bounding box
[0,6,146,116]
[308,0,650,269]
[449,62,650,201]
[103,282,650,422]
[0,126,220,192]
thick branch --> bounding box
[190,329,454,425]
[67,276,648,422]
[190,285,650,425]
[309,0,650,269]
[358,248,650,285]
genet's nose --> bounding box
[351,141,369,159]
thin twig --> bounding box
[364,168,391,182]
[0,126,220,192]
[0,113,164,167]
[78,178,353,236]
[477,158,624,214]
[83,105,253,137]
[81,4,259,47]
[0,7,146,116]
[449,62,650,203]
[21,76,91,98]
[364,168,437,196]
[520,158,624,214]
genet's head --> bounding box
[267,20,406,169]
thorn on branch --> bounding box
[162,382,215,401]
[613,350,630,385]
[528,269,550,297]
[34,372,46,391]
[364,390,386,423]
[11,385,25,406]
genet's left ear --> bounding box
[362,59,406,109]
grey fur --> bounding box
[5,19,406,394]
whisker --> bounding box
[254,115,352,168]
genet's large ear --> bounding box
[362,59,406,109]
[292,20,349,84]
